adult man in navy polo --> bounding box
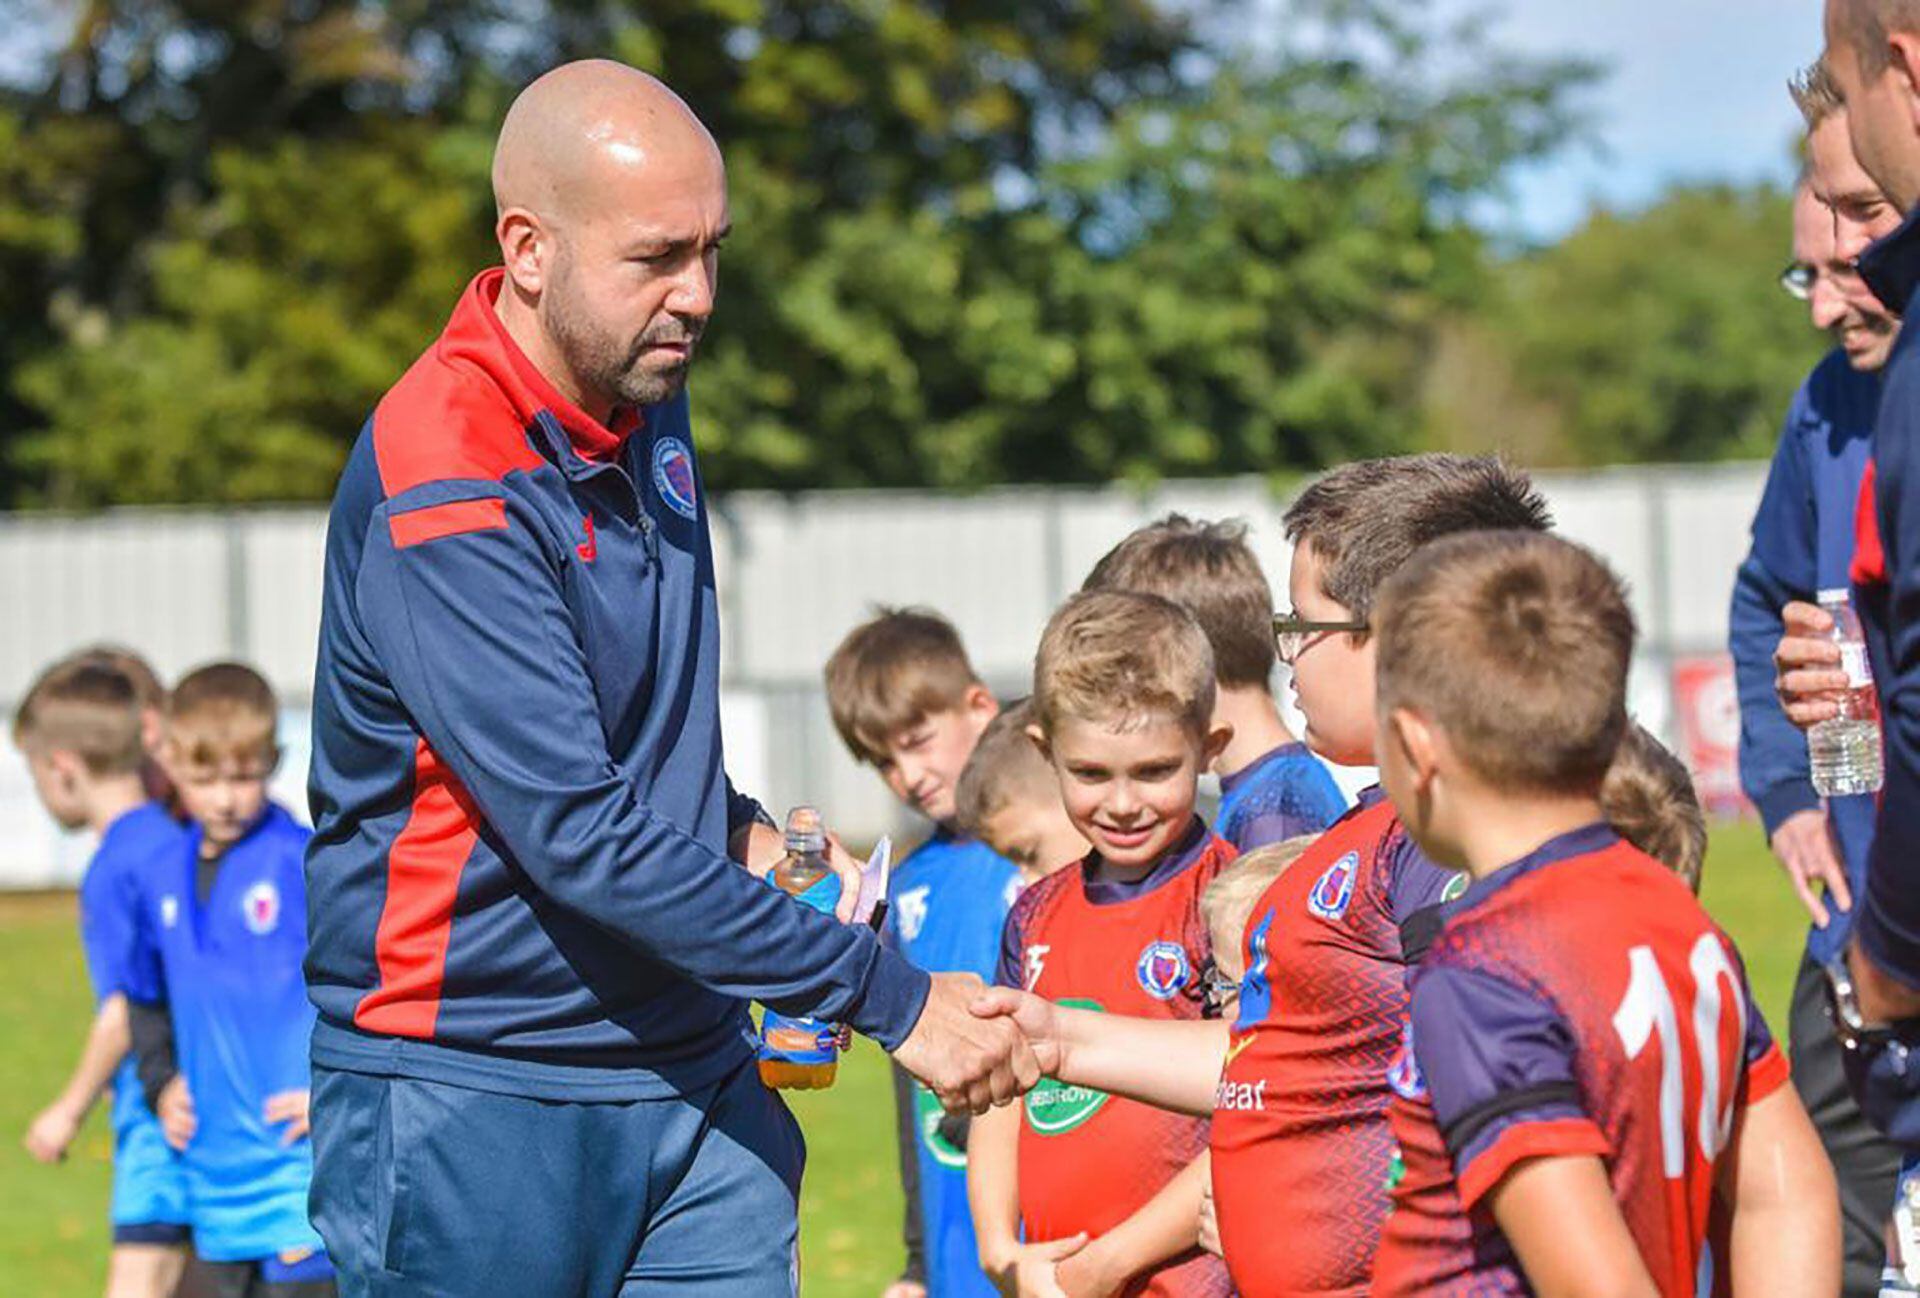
[302,61,1035,1296]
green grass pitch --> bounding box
[0,818,1816,1294]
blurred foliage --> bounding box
[1476,184,1827,466]
[10,0,1812,508]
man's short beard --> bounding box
[545,262,696,410]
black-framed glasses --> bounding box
[1780,260,1816,300]
[1273,612,1369,666]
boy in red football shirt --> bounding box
[969,590,1235,1298]
[1368,530,1838,1297]
[971,455,1554,1298]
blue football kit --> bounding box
[127,803,327,1267]
[1214,742,1346,854]
[885,829,1022,1298]
[78,801,191,1241]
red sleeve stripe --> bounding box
[389,498,507,549]
[1746,1043,1792,1105]
[1457,1117,1610,1209]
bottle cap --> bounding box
[1817,587,1853,608]
[784,805,828,854]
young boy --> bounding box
[123,663,334,1296]
[971,589,1236,1298]
[970,454,1553,1298]
[1083,514,1347,850]
[955,700,1089,885]
[1368,529,1838,1296]
[15,654,190,1298]
[825,608,1020,1298]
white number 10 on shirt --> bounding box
[1611,933,1748,1178]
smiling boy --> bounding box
[969,590,1235,1298]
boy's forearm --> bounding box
[126,998,178,1109]
[968,1101,1024,1269]
[1070,1152,1211,1292]
[1057,1009,1226,1116]
[54,994,133,1117]
[1722,1088,1840,1298]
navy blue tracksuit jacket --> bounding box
[1730,348,1877,966]
[305,270,930,1100]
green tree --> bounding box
[1,0,1591,505]
[1476,184,1824,465]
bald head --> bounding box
[489,61,731,422]
[493,60,723,225]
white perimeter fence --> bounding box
[0,462,1769,886]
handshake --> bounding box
[890,974,1058,1114]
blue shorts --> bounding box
[309,1056,805,1297]
[111,1104,189,1238]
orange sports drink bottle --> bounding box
[757,806,842,1090]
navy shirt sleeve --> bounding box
[1861,321,1920,989]
[1410,963,1605,1207]
[356,485,930,1048]
[1382,825,1461,964]
[1731,382,1821,834]
[995,894,1030,990]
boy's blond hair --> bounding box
[824,607,983,764]
[12,656,145,776]
[1284,454,1552,622]
[955,699,1052,836]
[1033,590,1215,736]
[1082,514,1278,690]
[1374,530,1634,795]
[1201,836,1317,975]
[1602,723,1708,891]
[167,662,279,766]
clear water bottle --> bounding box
[757,806,841,1090]
[1809,588,1885,798]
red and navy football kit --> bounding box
[1208,787,1458,1298]
[996,819,1235,1298]
[1373,824,1789,1297]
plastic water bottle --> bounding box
[757,806,841,1090]
[1809,588,1885,798]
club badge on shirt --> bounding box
[1136,940,1192,1000]
[242,880,281,935]
[651,437,699,520]
[1308,851,1360,921]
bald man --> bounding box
[302,62,1034,1297]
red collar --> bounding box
[441,268,642,462]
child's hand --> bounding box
[157,1076,196,1151]
[990,1235,1087,1298]
[1053,1234,1124,1298]
[879,1282,927,1298]
[264,1090,312,1145]
[970,986,1064,1077]
[1197,1177,1222,1257]
[23,1100,82,1164]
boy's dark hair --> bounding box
[167,662,279,766]
[1374,530,1634,796]
[1283,454,1552,622]
[70,644,168,713]
[12,657,145,776]
[955,698,1053,838]
[824,607,983,764]
[1602,723,1708,891]
[1082,514,1277,690]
